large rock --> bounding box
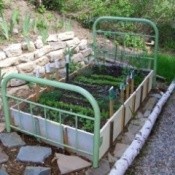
[27,41,36,52]
[0,51,6,61]
[1,67,18,76]
[47,34,58,42]
[17,146,52,163]
[47,50,64,62]
[24,166,51,175]
[4,43,22,57]
[10,79,26,87]
[79,39,87,50]
[49,41,66,51]
[66,37,80,47]
[19,53,35,63]
[17,62,35,73]
[0,57,19,68]
[58,31,74,41]
[0,132,26,148]
[34,45,51,59]
[56,153,91,175]
[34,38,44,49]
[72,53,83,63]
[34,56,49,66]
[81,48,92,57]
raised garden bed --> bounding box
[9,63,154,163]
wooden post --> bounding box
[131,79,134,94]
[63,127,70,153]
[126,76,130,100]
[109,86,116,117]
[120,83,125,104]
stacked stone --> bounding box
[0,31,92,87]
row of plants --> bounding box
[23,64,146,132]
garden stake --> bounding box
[65,55,69,82]
[120,83,125,104]
[130,71,134,94]
[55,60,60,81]
[35,69,40,101]
[126,76,130,100]
[109,86,116,117]
[63,127,71,153]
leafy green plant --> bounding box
[9,9,20,35]
[0,17,9,40]
[37,4,46,14]
[157,54,175,83]
[36,18,49,43]
[0,0,4,16]
[22,14,33,42]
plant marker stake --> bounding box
[55,60,60,81]
[45,63,51,91]
[126,76,130,100]
[109,86,116,117]
[65,55,69,82]
[130,71,134,94]
[35,69,40,101]
[120,83,125,104]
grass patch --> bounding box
[157,54,175,83]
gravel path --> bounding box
[126,91,175,175]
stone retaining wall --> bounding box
[0,31,92,87]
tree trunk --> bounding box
[109,80,175,175]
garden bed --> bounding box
[10,63,154,161]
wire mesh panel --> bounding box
[93,16,158,84]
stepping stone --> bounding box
[0,169,9,175]
[24,166,51,175]
[56,153,91,174]
[0,132,26,148]
[128,124,141,135]
[0,152,9,164]
[113,143,129,158]
[17,146,52,163]
[121,132,135,145]
[85,159,110,175]
[0,123,5,133]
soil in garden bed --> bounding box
[21,64,147,132]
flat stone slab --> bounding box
[24,166,51,175]
[114,143,129,158]
[121,132,135,145]
[128,124,141,135]
[17,146,52,163]
[0,152,9,164]
[86,159,110,175]
[0,132,26,148]
[56,153,91,174]
[0,169,9,175]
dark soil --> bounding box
[18,64,147,132]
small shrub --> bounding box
[0,0,4,16]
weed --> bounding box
[0,17,9,40]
